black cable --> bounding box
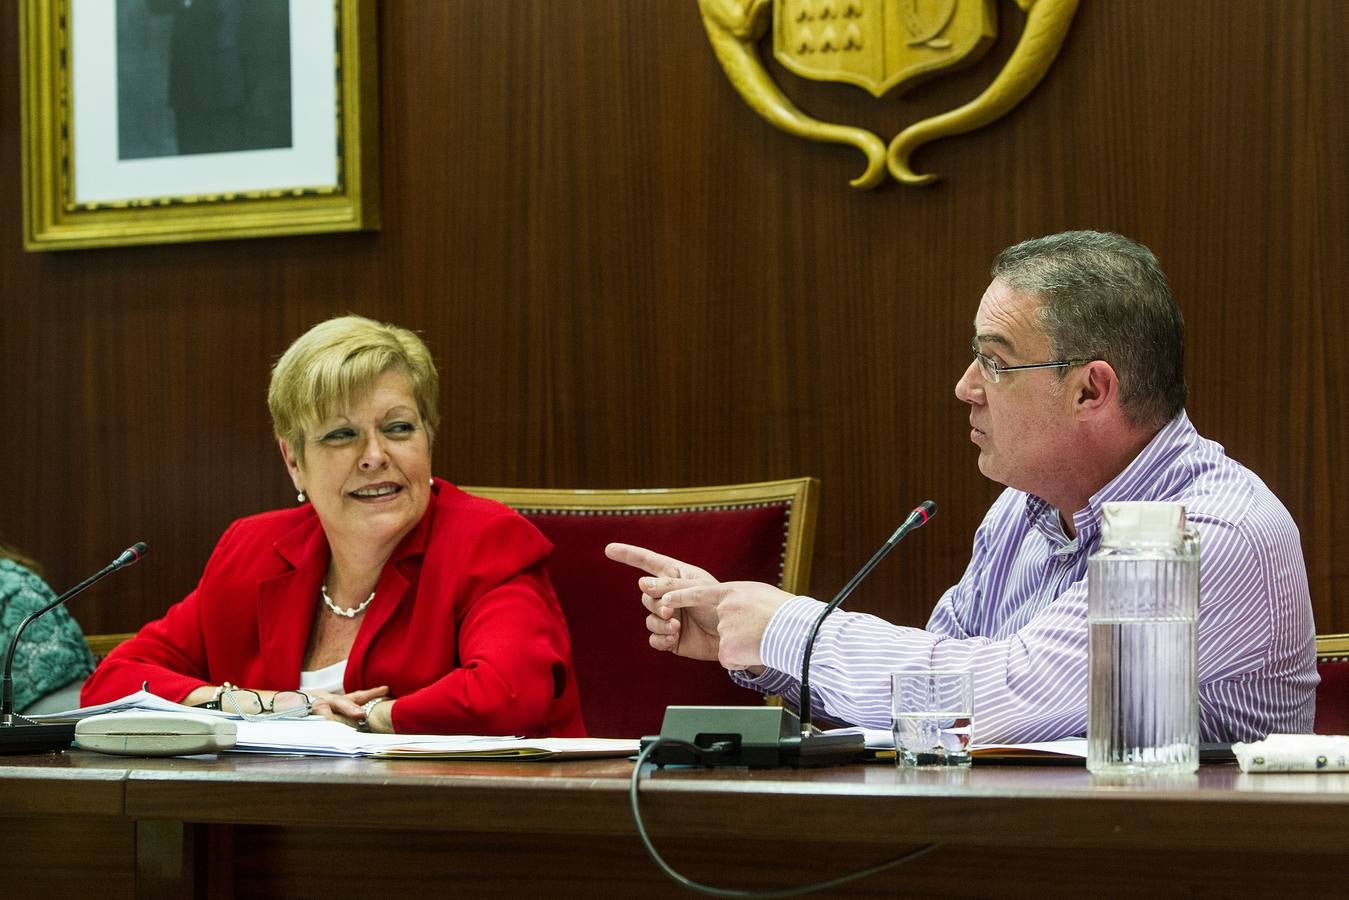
[628,738,940,897]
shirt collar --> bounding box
[1021,410,1194,549]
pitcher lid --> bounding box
[1100,501,1186,547]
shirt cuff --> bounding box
[758,594,831,680]
[729,665,798,695]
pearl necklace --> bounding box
[321,583,375,618]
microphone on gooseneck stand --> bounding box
[640,502,936,767]
[798,501,936,738]
[628,507,943,895]
[0,542,148,754]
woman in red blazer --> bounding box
[82,316,585,737]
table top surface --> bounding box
[6,749,1349,805]
[4,750,1348,851]
[4,749,1349,796]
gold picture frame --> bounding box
[20,0,378,251]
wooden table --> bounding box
[4,751,1349,898]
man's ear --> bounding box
[279,439,303,489]
[1075,360,1119,414]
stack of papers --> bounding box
[233,719,637,760]
[32,691,638,760]
[28,689,236,721]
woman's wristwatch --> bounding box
[196,682,238,710]
[358,697,388,732]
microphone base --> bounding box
[0,715,77,755]
[640,705,865,768]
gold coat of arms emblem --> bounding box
[699,0,1080,188]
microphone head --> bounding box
[113,542,149,569]
[916,500,937,522]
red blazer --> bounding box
[82,480,587,737]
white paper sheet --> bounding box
[33,692,637,760]
[228,719,636,759]
[27,689,238,721]
[825,726,1087,758]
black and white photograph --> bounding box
[117,0,294,160]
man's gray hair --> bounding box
[992,230,1185,430]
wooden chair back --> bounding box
[465,477,820,737]
[1315,633,1349,735]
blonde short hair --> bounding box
[267,316,440,463]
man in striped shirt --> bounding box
[608,231,1317,743]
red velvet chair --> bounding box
[1314,633,1349,735]
[465,478,820,737]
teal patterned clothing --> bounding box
[0,558,95,712]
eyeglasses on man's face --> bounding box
[970,344,1091,384]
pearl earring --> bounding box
[297,490,307,503]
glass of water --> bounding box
[891,671,973,767]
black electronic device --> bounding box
[639,706,864,768]
[0,542,148,754]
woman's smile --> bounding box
[349,482,404,501]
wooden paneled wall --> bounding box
[2,1,1346,642]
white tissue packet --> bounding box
[1231,734,1349,772]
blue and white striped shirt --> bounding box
[737,412,1318,742]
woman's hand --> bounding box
[309,685,391,729]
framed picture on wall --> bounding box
[20,0,378,251]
